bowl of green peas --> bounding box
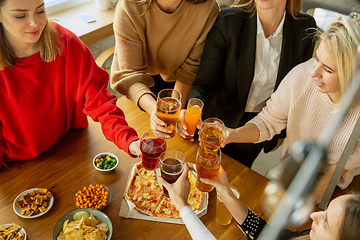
[93,152,119,174]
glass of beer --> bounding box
[140,130,167,171]
[183,98,204,140]
[215,186,240,225]
[159,150,185,197]
[156,89,182,138]
[195,146,221,192]
[199,118,225,152]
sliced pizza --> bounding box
[126,173,163,216]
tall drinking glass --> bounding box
[195,146,221,192]
[183,98,204,140]
[159,150,185,197]
[216,186,240,225]
[156,89,182,138]
[199,118,225,152]
[140,130,167,170]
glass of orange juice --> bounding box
[216,186,240,225]
[183,98,204,140]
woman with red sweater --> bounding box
[0,0,141,167]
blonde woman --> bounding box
[110,0,219,138]
[222,15,360,203]
[179,0,316,167]
[0,0,141,167]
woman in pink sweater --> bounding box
[0,0,141,167]
[221,15,360,203]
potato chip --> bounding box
[57,212,108,240]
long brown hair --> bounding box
[230,0,303,19]
[0,0,60,70]
[338,193,360,240]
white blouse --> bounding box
[180,206,216,240]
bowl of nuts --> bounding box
[73,184,111,210]
[93,152,118,174]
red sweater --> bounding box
[0,24,139,165]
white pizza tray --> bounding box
[119,161,208,224]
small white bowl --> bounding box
[93,152,119,174]
[1,223,27,239]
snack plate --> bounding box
[119,161,208,224]
[13,188,54,219]
[0,224,27,240]
[52,208,112,240]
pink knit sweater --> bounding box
[249,59,360,189]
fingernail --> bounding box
[200,178,206,182]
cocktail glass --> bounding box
[156,89,182,138]
[159,150,185,197]
[195,146,221,192]
[183,98,204,140]
[199,118,225,152]
[140,130,167,171]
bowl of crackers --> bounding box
[13,188,54,218]
[52,209,112,240]
[93,153,118,174]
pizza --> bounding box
[126,162,204,218]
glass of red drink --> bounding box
[159,150,185,197]
[195,146,221,192]
[140,130,167,171]
[156,89,182,138]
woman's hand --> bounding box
[149,109,173,138]
[177,110,202,140]
[129,139,141,157]
[200,166,233,199]
[176,110,189,140]
[158,163,191,212]
[220,127,236,148]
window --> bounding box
[45,0,91,15]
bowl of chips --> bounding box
[52,209,113,240]
[73,184,111,210]
[93,152,119,174]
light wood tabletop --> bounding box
[0,96,271,239]
[6,96,358,239]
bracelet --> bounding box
[237,209,265,238]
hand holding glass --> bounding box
[199,118,225,152]
[159,150,185,197]
[140,130,167,170]
[156,89,182,138]
[183,98,204,140]
[195,146,221,192]
[216,186,240,225]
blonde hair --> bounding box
[314,14,360,107]
[230,0,303,19]
[0,16,60,70]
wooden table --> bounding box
[0,97,270,240]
